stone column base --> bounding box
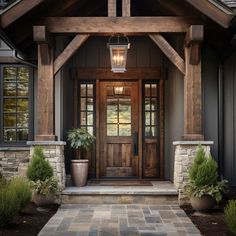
[173,141,214,205]
[27,141,66,190]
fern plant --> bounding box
[185,145,227,203]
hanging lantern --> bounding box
[108,35,130,73]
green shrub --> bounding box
[185,145,227,203]
[0,177,31,228]
[225,200,236,235]
[9,177,32,208]
[27,146,53,181]
[31,177,58,196]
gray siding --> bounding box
[223,50,236,186]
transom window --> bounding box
[79,83,95,135]
[1,66,32,144]
[144,82,159,137]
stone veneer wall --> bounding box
[0,147,30,179]
[173,141,214,205]
[27,141,66,190]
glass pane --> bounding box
[17,99,28,112]
[87,84,93,97]
[4,129,16,142]
[18,82,29,96]
[151,112,157,126]
[119,98,131,123]
[4,98,16,112]
[107,98,118,124]
[17,129,28,141]
[80,84,86,96]
[145,126,151,137]
[119,124,131,136]
[151,84,157,97]
[3,82,16,96]
[145,84,150,97]
[145,112,150,126]
[17,113,29,128]
[87,98,93,111]
[80,98,86,111]
[107,124,118,136]
[145,98,150,111]
[80,112,86,125]
[87,112,93,125]
[18,68,29,82]
[87,126,93,135]
[4,114,16,127]
[151,98,157,111]
[151,127,157,137]
[3,67,17,82]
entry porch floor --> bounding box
[38,204,201,236]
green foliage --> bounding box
[30,177,59,196]
[225,200,236,235]
[0,177,32,228]
[67,128,96,151]
[27,146,53,181]
[185,145,227,203]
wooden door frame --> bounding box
[95,77,164,179]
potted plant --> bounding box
[185,145,227,212]
[67,128,96,187]
[26,146,59,206]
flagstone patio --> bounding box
[38,204,201,236]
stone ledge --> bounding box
[27,141,66,146]
[0,147,30,151]
[173,141,214,145]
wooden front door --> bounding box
[100,82,139,178]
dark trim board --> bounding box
[70,68,164,80]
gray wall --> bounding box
[223,50,236,186]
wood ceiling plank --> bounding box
[149,34,185,75]
[54,34,89,75]
[108,0,117,16]
[1,0,45,28]
[45,16,199,33]
[122,0,131,16]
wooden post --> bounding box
[183,25,204,141]
[108,0,116,16]
[122,0,130,17]
[34,26,56,141]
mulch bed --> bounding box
[0,202,59,236]
[183,205,235,236]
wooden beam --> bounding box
[70,68,163,80]
[108,0,116,16]
[186,0,233,28]
[54,34,89,75]
[1,0,45,28]
[45,17,199,33]
[149,34,185,75]
[122,0,130,17]
[35,45,56,141]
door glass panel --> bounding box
[87,98,93,111]
[4,129,16,141]
[107,86,132,137]
[17,113,29,128]
[145,112,150,126]
[87,112,93,125]
[87,84,93,97]
[80,84,86,96]
[18,82,29,96]
[151,112,157,126]
[151,84,157,97]
[17,99,28,112]
[151,98,157,111]
[145,84,150,96]
[4,82,16,96]
[80,98,86,111]
[107,124,118,136]
[4,114,16,127]
[4,99,16,112]
[17,129,28,141]
[3,67,17,82]
[80,112,86,125]
[119,98,131,123]
[119,124,131,136]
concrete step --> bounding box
[61,181,178,204]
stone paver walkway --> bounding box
[38,204,201,236]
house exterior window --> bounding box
[79,82,95,135]
[0,65,33,144]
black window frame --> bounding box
[0,64,34,146]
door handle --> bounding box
[133,131,138,156]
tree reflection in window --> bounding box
[3,67,30,142]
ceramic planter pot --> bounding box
[71,159,88,187]
[33,193,55,206]
[190,195,216,212]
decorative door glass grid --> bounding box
[3,67,30,142]
[79,83,94,135]
[144,83,159,137]
[106,87,131,136]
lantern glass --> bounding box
[109,44,128,73]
